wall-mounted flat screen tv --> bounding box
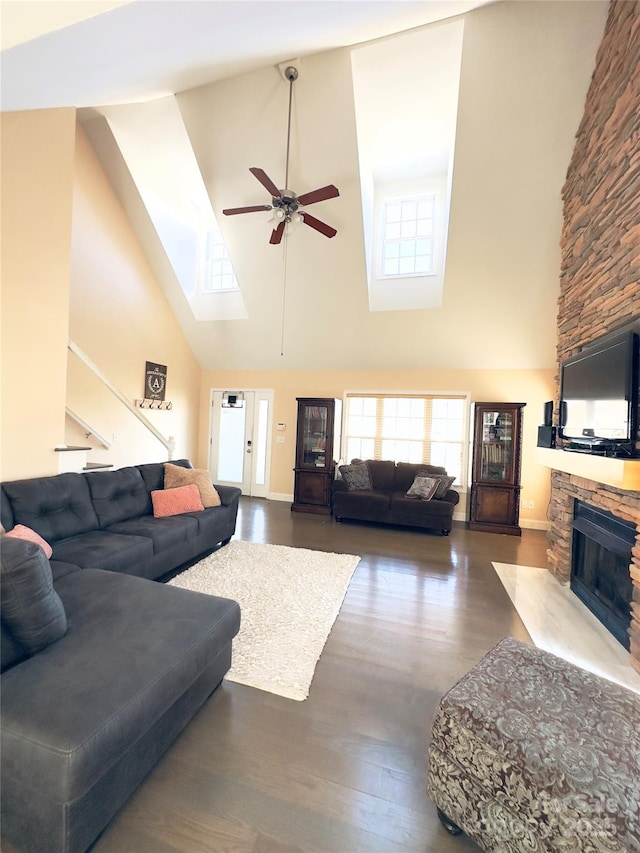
[559,330,639,455]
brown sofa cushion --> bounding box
[365,460,397,491]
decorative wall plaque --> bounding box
[145,362,167,401]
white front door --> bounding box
[209,389,272,497]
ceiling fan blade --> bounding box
[296,184,340,206]
[269,221,286,245]
[222,205,273,215]
[249,167,283,199]
[301,212,337,239]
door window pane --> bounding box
[254,399,269,486]
[217,405,246,482]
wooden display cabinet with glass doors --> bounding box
[468,402,525,535]
[292,398,342,514]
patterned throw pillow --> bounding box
[339,462,372,491]
[405,476,439,500]
[151,484,204,517]
[164,463,221,507]
[432,475,456,499]
[4,524,53,558]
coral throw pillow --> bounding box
[4,524,53,558]
[151,484,204,517]
[164,463,221,507]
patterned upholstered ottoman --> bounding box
[427,637,640,852]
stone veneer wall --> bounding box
[547,0,640,673]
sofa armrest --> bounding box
[441,489,460,507]
[332,479,349,495]
[213,484,242,506]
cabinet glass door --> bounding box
[479,409,514,483]
[301,404,329,468]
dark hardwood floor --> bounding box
[92,501,546,851]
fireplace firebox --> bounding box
[571,501,635,650]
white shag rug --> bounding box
[168,540,360,701]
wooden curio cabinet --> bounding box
[468,402,526,536]
[292,398,342,515]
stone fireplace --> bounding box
[546,0,640,675]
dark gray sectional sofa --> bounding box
[0,458,240,581]
[0,459,242,853]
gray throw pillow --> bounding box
[339,462,372,491]
[405,476,439,500]
[0,537,67,655]
[432,475,456,499]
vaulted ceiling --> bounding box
[1,0,609,372]
[1,0,494,108]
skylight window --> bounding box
[202,227,239,292]
[381,195,435,278]
[351,17,464,312]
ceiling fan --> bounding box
[222,66,339,245]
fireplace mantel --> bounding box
[536,448,640,491]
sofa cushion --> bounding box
[390,492,455,519]
[0,487,14,533]
[366,460,397,491]
[405,476,439,500]
[137,458,192,494]
[51,531,154,574]
[4,524,53,558]
[0,538,67,665]
[106,514,199,554]
[86,466,150,527]
[0,623,26,672]
[1,473,99,543]
[339,462,372,491]
[164,463,221,507]
[334,489,392,519]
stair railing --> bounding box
[68,340,175,459]
[65,407,112,449]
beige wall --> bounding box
[68,124,202,468]
[1,109,77,480]
[199,366,555,527]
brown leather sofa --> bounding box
[331,460,460,535]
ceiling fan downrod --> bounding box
[283,66,298,194]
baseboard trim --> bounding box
[454,511,549,531]
[268,493,294,502]
[520,519,550,531]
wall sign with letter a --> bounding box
[145,362,167,401]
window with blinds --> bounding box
[344,394,468,486]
